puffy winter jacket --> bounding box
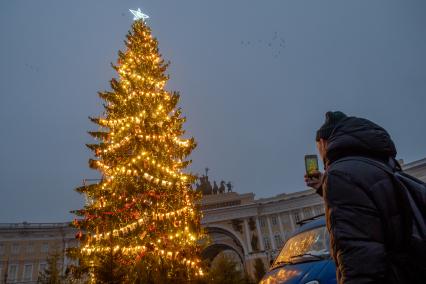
[322,116,421,283]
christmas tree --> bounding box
[70,12,204,283]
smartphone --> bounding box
[305,155,319,176]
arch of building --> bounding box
[202,243,244,268]
[201,226,247,271]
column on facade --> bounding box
[277,214,285,239]
[289,212,296,232]
[61,233,67,275]
[243,218,253,253]
[63,240,68,274]
[266,216,276,250]
[255,217,265,251]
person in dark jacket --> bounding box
[305,111,419,284]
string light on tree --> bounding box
[69,9,204,283]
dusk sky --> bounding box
[1,0,425,222]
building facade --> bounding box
[200,189,324,275]
[200,156,426,275]
[0,223,76,283]
[402,157,426,182]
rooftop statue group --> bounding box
[195,168,233,195]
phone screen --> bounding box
[305,155,319,176]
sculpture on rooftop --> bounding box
[219,181,226,194]
[195,168,234,196]
[226,181,233,192]
[196,174,212,195]
[212,181,219,194]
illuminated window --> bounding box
[23,264,33,281]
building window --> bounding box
[303,207,312,219]
[314,204,324,216]
[39,262,47,274]
[23,264,33,281]
[293,211,301,223]
[260,217,266,228]
[263,237,271,250]
[26,243,34,254]
[12,243,20,254]
[0,244,4,255]
[282,231,289,242]
[56,261,62,272]
[41,242,49,253]
[279,214,291,230]
[271,216,278,226]
[274,234,283,248]
[8,264,18,281]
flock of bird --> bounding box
[240,31,286,58]
[24,63,40,72]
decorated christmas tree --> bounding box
[70,10,204,283]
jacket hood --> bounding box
[326,116,397,165]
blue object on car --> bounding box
[259,216,336,284]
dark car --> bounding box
[259,216,336,284]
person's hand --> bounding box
[304,170,323,190]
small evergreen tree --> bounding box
[253,258,267,283]
[38,251,63,284]
[208,254,245,284]
[92,251,128,283]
